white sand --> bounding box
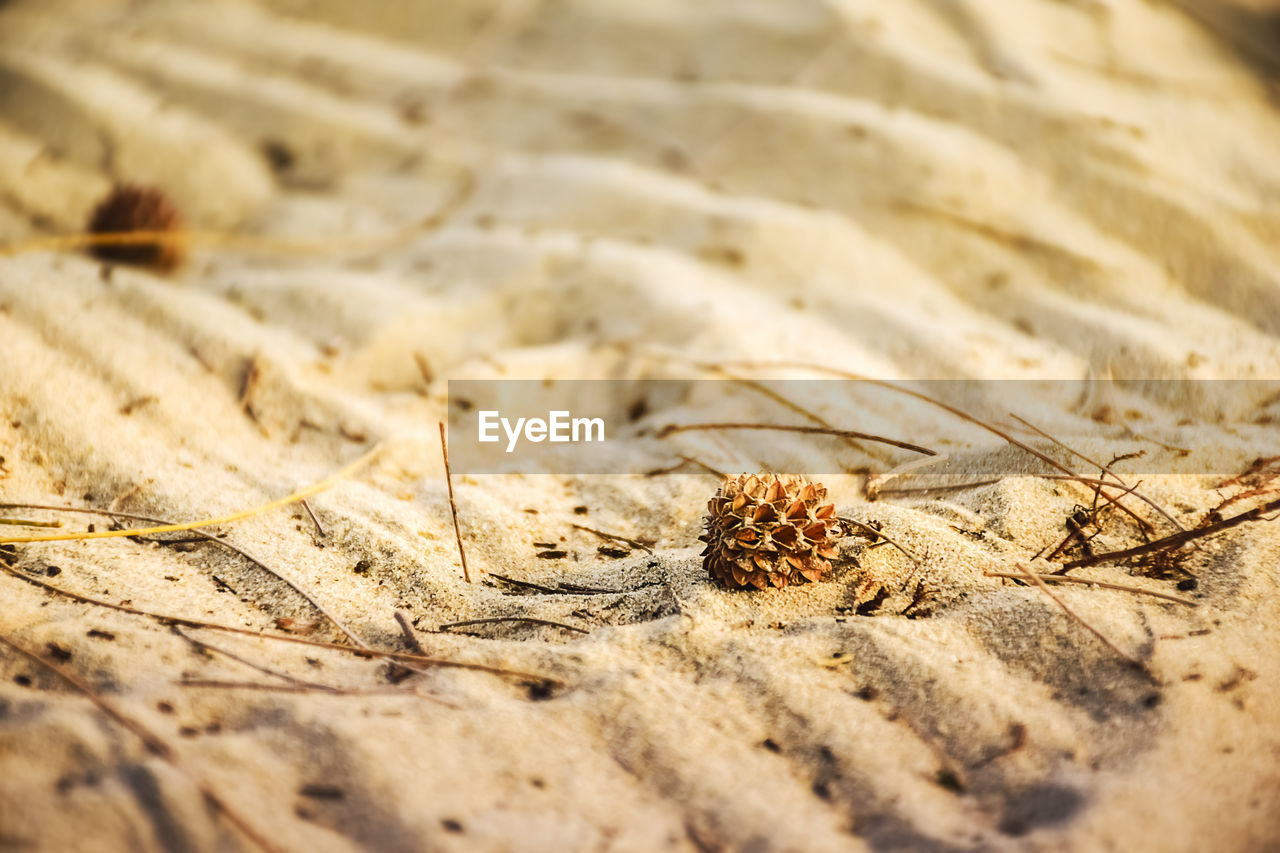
[1,1,1279,850]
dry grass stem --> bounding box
[570,523,654,553]
[439,421,471,583]
[438,617,589,635]
[300,498,325,538]
[983,572,1197,606]
[840,517,922,566]
[658,421,937,456]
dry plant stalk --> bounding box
[983,571,1197,606]
[438,616,589,635]
[660,421,937,457]
[439,421,471,583]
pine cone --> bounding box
[700,473,848,590]
[86,183,184,272]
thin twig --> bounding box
[175,652,457,707]
[1043,512,1093,563]
[173,627,340,692]
[144,536,209,546]
[642,459,696,477]
[571,523,653,553]
[394,611,428,657]
[1211,482,1280,520]
[1039,471,1150,564]
[488,573,624,596]
[300,499,325,538]
[489,573,563,594]
[176,679,450,699]
[412,351,435,387]
[558,582,628,594]
[1208,457,1280,519]
[865,454,952,500]
[639,451,729,479]
[1216,455,1280,490]
[876,479,1004,495]
[0,629,283,853]
[658,422,937,457]
[1040,475,1146,525]
[676,455,729,479]
[878,473,1154,565]
[440,421,471,583]
[721,374,885,461]
[438,617,589,635]
[839,517,921,566]
[0,635,167,753]
[983,572,1197,606]
[383,611,443,685]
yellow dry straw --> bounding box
[0,443,383,546]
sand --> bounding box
[1,0,1279,850]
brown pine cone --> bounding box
[700,473,848,590]
[86,183,184,273]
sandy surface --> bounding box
[1,1,1279,850]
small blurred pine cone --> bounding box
[86,183,184,273]
[700,473,849,590]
